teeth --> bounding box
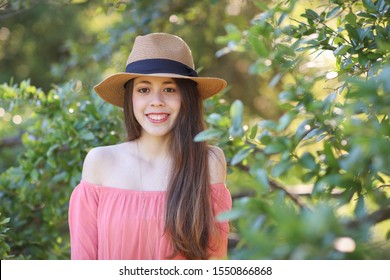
[148,114,168,121]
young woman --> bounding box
[68,33,232,260]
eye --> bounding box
[137,87,149,94]
[163,87,177,93]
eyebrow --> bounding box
[134,80,176,85]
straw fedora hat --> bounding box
[94,33,227,107]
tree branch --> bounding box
[347,207,390,229]
[234,163,307,210]
[0,135,22,149]
[0,0,42,20]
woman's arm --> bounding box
[68,149,103,260]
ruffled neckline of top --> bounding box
[78,179,228,195]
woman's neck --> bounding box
[136,133,171,162]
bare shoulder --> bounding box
[81,143,130,185]
[208,145,227,185]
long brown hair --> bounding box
[123,78,216,259]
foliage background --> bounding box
[0,0,389,259]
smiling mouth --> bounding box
[146,113,170,123]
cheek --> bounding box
[131,92,138,106]
[131,97,145,123]
[132,95,144,112]
[172,95,182,112]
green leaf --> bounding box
[304,9,319,20]
[326,6,340,19]
[253,1,268,10]
[258,120,278,131]
[229,126,244,138]
[324,142,338,168]
[322,92,337,110]
[334,45,351,56]
[231,146,254,165]
[248,35,269,57]
[302,171,316,183]
[217,209,244,221]
[299,152,317,170]
[362,0,377,12]
[207,113,228,127]
[47,157,57,168]
[229,100,244,138]
[303,128,326,141]
[249,60,271,75]
[257,130,272,144]
[271,160,293,177]
[46,144,60,157]
[52,172,68,183]
[249,124,258,139]
[321,174,343,186]
[339,147,363,171]
[345,12,357,25]
[277,110,297,131]
[277,12,288,25]
[345,24,360,41]
[254,168,270,191]
[0,218,10,225]
[216,24,242,44]
[230,100,244,127]
[269,73,283,88]
[358,53,369,66]
[279,90,297,102]
[80,131,95,141]
[264,142,286,155]
[293,119,311,142]
[354,196,366,218]
[194,128,224,142]
[312,180,328,195]
[31,169,39,181]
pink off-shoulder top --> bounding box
[68,180,232,260]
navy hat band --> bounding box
[126,59,198,77]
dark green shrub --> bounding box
[0,80,122,259]
[202,0,390,259]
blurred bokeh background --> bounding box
[1,0,389,259]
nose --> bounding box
[150,91,165,107]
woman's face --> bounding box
[132,76,182,139]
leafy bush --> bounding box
[0,80,122,259]
[1,0,389,260]
[201,0,390,259]
[0,212,11,259]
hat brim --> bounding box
[94,72,227,108]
